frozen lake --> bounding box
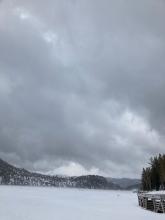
[0,186,164,220]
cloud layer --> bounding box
[0,0,165,178]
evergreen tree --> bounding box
[141,154,165,191]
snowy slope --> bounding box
[0,186,164,220]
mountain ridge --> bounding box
[0,158,140,190]
[0,158,119,189]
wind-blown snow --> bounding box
[0,186,164,220]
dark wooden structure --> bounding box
[138,192,165,213]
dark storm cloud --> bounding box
[0,0,165,177]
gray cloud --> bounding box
[0,0,165,178]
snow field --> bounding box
[0,186,164,220]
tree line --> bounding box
[141,154,165,191]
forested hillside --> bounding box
[0,158,119,190]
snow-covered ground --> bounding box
[146,190,165,195]
[0,186,164,220]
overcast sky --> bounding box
[0,0,165,178]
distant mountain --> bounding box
[0,159,120,190]
[107,178,141,190]
[125,183,141,190]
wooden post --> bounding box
[153,198,156,212]
[161,199,165,213]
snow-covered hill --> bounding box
[0,158,119,189]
